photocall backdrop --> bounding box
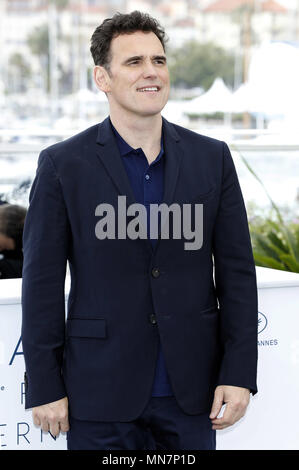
[0,267,299,450]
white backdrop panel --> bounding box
[0,267,299,450]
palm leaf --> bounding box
[253,233,281,261]
[267,231,289,254]
[231,145,298,261]
[279,254,299,272]
[253,253,286,271]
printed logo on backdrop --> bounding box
[257,311,278,347]
[258,311,268,334]
[9,336,23,365]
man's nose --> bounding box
[142,60,157,78]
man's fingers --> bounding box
[31,397,69,435]
[35,416,69,436]
[49,421,60,438]
[210,386,250,430]
[56,408,69,433]
[59,418,70,433]
[211,402,245,429]
[209,388,224,419]
[32,413,69,436]
[41,416,49,433]
[212,402,234,424]
[33,414,41,427]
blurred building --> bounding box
[0,0,297,95]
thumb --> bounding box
[209,387,224,419]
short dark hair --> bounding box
[90,10,167,72]
[0,204,27,251]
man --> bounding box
[21,11,258,450]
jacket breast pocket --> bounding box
[190,187,216,204]
[66,318,107,338]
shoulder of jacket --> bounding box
[166,119,225,149]
[40,122,100,158]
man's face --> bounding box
[97,31,170,118]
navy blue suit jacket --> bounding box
[21,116,258,421]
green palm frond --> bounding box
[253,253,286,271]
[231,145,299,273]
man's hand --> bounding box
[209,385,250,430]
[32,396,69,437]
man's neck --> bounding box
[109,112,163,163]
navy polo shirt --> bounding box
[110,118,174,397]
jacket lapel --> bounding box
[160,116,183,207]
[96,117,137,208]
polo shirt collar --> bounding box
[109,117,164,158]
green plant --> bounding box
[231,145,299,273]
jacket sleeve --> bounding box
[21,149,70,408]
[212,142,258,395]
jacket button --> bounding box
[149,314,157,325]
[151,267,160,278]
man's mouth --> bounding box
[137,86,160,92]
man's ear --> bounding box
[93,65,111,93]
